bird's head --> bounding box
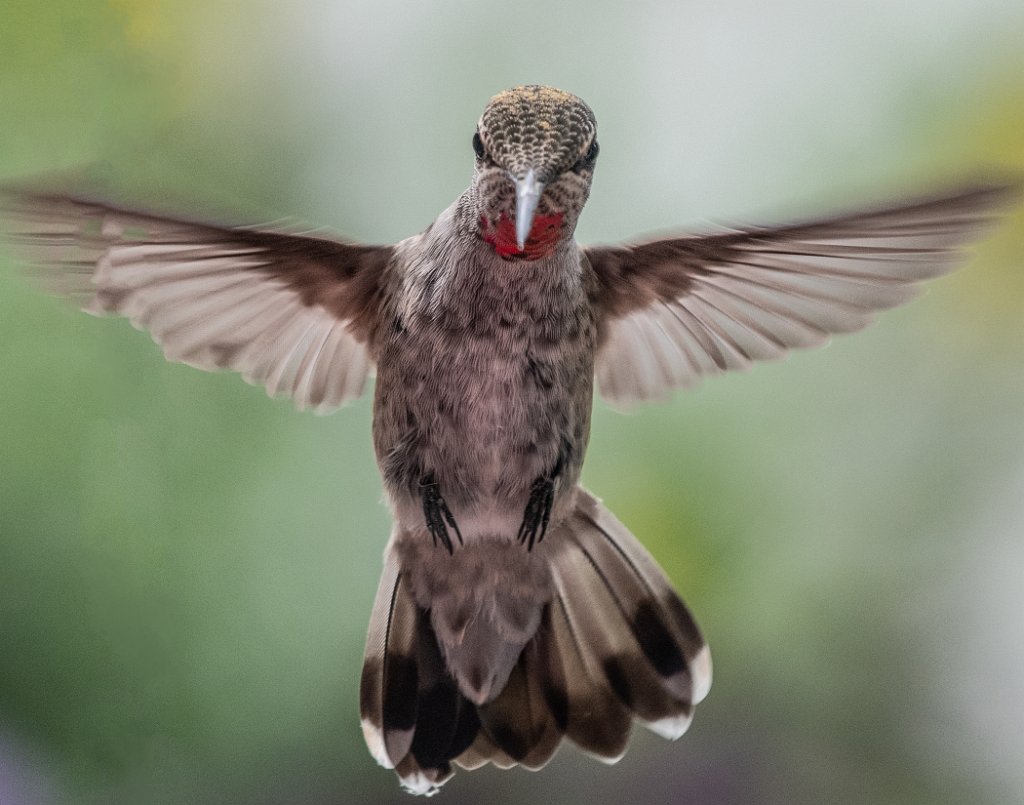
[471,86,598,261]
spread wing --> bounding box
[586,184,1018,405]
[1,189,395,413]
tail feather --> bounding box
[406,612,480,772]
[392,753,454,797]
[545,593,634,761]
[575,491,712,704]
[359,552,418,769]
[361,550,483,795]
[453,731,518,771]
[553,534,694,739]
[477,628,562,769]
[360,489,712,794]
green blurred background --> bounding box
[1,2,1023,803]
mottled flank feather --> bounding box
[360,489,711,794]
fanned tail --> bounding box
[360,488,712,795]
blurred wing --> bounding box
[1,189,395,413]
[586,184,1018,405]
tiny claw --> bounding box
[517,439,571,550]
[518,476,555,550]
[421,474,462,554]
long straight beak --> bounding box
[514,168,545,250]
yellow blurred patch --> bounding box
[934,72,1024,341]
[108,0,177,50]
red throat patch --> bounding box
[479,212,565,260]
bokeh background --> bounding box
[2,2,1023,803]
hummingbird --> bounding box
[1,85,1017,795]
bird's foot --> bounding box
[517,475,555,551]
[518,440,572,551]
[420,474,462,554]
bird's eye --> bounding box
[472,131,486,160]
[573,139,600,172]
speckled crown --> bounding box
[478,86,597,181]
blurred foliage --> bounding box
[1,2,1023,804]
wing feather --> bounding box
[1,188,395,413]
[588,183,1018,404]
